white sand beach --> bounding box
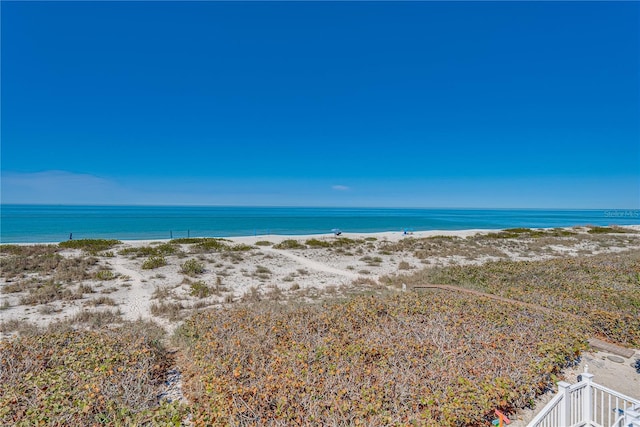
[3,226,640,330]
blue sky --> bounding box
[2,1,638,208]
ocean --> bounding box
[1,205,638,243]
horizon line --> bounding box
[1,203,639,211]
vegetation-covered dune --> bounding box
[177,292,585,426]
[1,228,638,426]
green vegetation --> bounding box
[547,228,579,237]
[119,243,177,258]
[485,228,551,239]
[169,238,252,253]
[181,259,205,276]
[190,281,212,298]
[170,237,224,244]
[95,270,115,281]
[273,239,307,249]
[333,237,364,247]
[587,226,634,234]
[305,237,366,249]
[305,238,332,248]
[141,255,167,270]
[59,239,121,254]
[254,240,273,246]
[194,239,229,251]
[468,227,581,240]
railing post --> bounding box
[581,368,595,424]
[558,381,571,426]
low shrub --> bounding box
[170,238,209,244]
[230,244,253,252]
[120,243,177,257]
[305,238,331,248]
[59,239,121,253]
[181,259,205,276]
[587,226,633,234]
[190,281,212,298]
[142,255,167,270]
[332,237,363,247]
[273,239,306,249]
[178,293,586,426]
[195,239,229,252]
[95,270,115,280]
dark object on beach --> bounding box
[69,233,73,240]
[634,358,640,374]
[332,228,342,236]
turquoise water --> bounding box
[1,205,638,243]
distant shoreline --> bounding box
[7,224,640,246]
[6,228,494,246]
[2,205,638,244]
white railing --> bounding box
[527,367,640,427]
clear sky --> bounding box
[1,1,639,208]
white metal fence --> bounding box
[527,367,640,427]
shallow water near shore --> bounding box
[1,204,638,243]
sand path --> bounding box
[262,247,360,279]
[110,256,155,321]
